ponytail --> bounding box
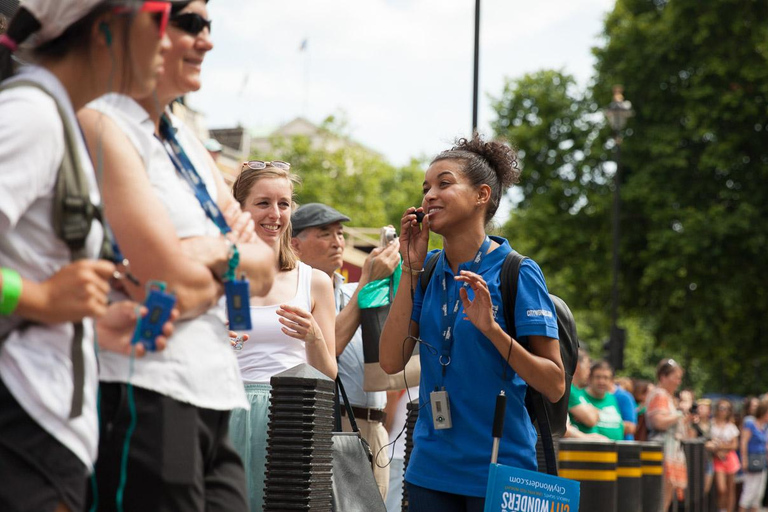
[0,8,40,82]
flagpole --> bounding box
[300,38,310,116]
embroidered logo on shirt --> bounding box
[526,309,553,318]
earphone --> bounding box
[99,22,112,47]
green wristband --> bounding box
[0,268,22,315]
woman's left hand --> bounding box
[96,301,179,356]
[277,304,324,345]
[455,270,498,336]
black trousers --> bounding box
[88,383,248,512]
[0,375,89,512]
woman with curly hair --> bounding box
[380,134,565,511]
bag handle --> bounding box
[336,376,361,434]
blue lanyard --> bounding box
[158,115,240,282]
[438,236,491,377]
[158,115,231,236]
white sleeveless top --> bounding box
[237,262,314,383]
[86,94,247,411]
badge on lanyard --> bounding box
[132,281,176,352]
[431,387,453,430]
[159,115,253,333]
[225,278,251,331]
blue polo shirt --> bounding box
[406,237,559,497]
[613,386,638,440]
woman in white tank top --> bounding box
[228,161,337,511]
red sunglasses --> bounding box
[114,1,172,38]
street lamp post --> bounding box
[472,0,480,135]
[603,85,633,370]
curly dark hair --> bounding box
[431,133,520,224]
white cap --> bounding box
[21,0,106,46]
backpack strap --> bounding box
[0,80,100,418]
[500,251,559,476]
[419,251,441,295]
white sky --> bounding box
[189,0,616,166]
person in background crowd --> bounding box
[568,348,600,431]
[738,398,768,512]
[291,202,401,499]
[380,134,564,511]
[691,398,716,496]
[712,398,741,512]
[632,378,653,441]
[646,358,688,512]
[0,1,172,510]
[741,396,760,427]
[614,376,638,440]
[228,165,337,511]
[571,361,624,440]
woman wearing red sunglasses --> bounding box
[0,1,171,511]
[79,1,276,511]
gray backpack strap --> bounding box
[0,80,93,417]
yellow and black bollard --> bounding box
[640,441,664,512]
[559,439,617,512]
[616,441,642,512]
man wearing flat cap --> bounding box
[291,203,400,499]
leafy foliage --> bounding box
[491,1,768,394]
[254,115,425,229]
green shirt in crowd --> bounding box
[572,390,625,440]
[568,383,588,410]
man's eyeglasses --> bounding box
[114,1,171,39]
[242,160,291,171]
[170,12,212,36]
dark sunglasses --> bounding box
[170,12,212,36]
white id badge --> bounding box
[430,389,453,430]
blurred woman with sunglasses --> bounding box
[712,398,741,512]
[78,1,275,510]
[0,1,170,510]
[228,160,337,511]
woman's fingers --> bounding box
[455,271,489,291]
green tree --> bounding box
[593,0,768,393]
[490,1,768,394]
[490,70,620,360]
[253,115,425,229]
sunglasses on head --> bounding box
[243,160,291,171]
[170,12,212,36]
[114,1,171,39]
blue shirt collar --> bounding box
[440,235,511,276]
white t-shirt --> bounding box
[236,262,314,383]
[711,421,740,444]
[86,94,247,411]
[0,66,103,468]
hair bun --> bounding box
[452,134,520,188]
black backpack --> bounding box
[420,249,579,475]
